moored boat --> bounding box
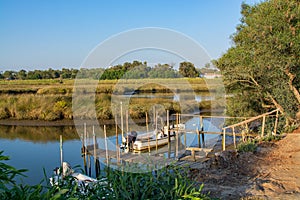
[121,124,185,151]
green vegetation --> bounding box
[215,0,300,126]
[0,151,212,199]
[0,60,208,81]
[0,78,224,121]
[237,140,257,153]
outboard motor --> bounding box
[120,131,137,150]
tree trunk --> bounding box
[285,69,300,104]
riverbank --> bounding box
[190,127,300,199]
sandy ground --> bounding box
[190,128,300,199]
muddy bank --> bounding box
[189,130,300,199]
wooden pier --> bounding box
[78,108,281,176]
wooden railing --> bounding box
[221,109,280,150]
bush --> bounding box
[237,141,257,153]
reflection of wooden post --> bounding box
[232,127,236,149]
[261,115,266,137]
[222,128,226,151]
[273,110,279,135]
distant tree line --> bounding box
[0,61,216,80]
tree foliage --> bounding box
[215,0,300,123]
[179,62,199,78]
[1,60,201,80]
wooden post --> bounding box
[197,127,200,148]
[84,123,87,174]
[59,135,63,174]
[153,106,156,125]
[176,113,179,158]
[115,115,119,163]
[148,137,150,154]
[121,102,124,140]
[126,110,129,134]
[184,130,186,149]
[146,112,149,132]
[167,110,170,143]
[261,115,266,137]
[232,127,236,149]
[222,128,226,151]
[93,126,99,177]
[88,155,91,177]
[156,111,158,155]
[146,112,150,153]
[200,116,205,147]
[273,109,279,135]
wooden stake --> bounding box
[93,126,99,177]
[222,128,226,151]
[146,112,149,132]
[261,115,266,137]
[84,123,87,174]
[197,127,200,148]
[167,110,170,143]
[156,111,158,155]
[121,102,124,139]
[115,115,119,163]
[176,113,179,158]
[232,126,236,149]
[126,110,129,134]
[200,116,205,147]
[273,109,279,135]
[60,135,63,173]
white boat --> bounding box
[121,124,185,151]
[49,162,98,187]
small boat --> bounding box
[49,162,98,187]
[121,124,185,151]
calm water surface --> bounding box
[0,116,223,185]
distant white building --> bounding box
[202,73,222,79]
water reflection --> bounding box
[0,114,224,185]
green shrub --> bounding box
[237,141,257,153]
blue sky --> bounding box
[0,0,262,71]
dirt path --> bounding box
[248,131,300,199]
[190,128,300,199]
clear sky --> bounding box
[0,0,262,71]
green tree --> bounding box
[215,0,300,124]
[179,62,199,77]
[16,69,27,80]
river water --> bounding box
[0,92,225,185]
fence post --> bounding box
[222,128,226,151]
[273,109,279,135]
[261,115,266,137]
